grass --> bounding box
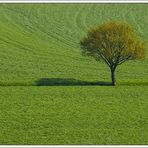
[0,3,148,144]
[0,86,148,144]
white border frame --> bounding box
[1,146,148,147]
[0,145,148,148]
[0,0,147,3]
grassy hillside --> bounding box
[0,4,148,84]
[0,4,148,144]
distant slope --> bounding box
[0,4,148,84]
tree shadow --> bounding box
[36,78,112,86]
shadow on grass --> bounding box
[0,78,147,86]
[36,78,112,86]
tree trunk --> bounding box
[111,68,116,86]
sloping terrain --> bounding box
[0,4,148,84]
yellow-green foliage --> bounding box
[80,21,146,67]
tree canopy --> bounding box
[80,21,146,85]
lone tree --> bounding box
[80,21,146,86]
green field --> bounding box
[0,3,148,144]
